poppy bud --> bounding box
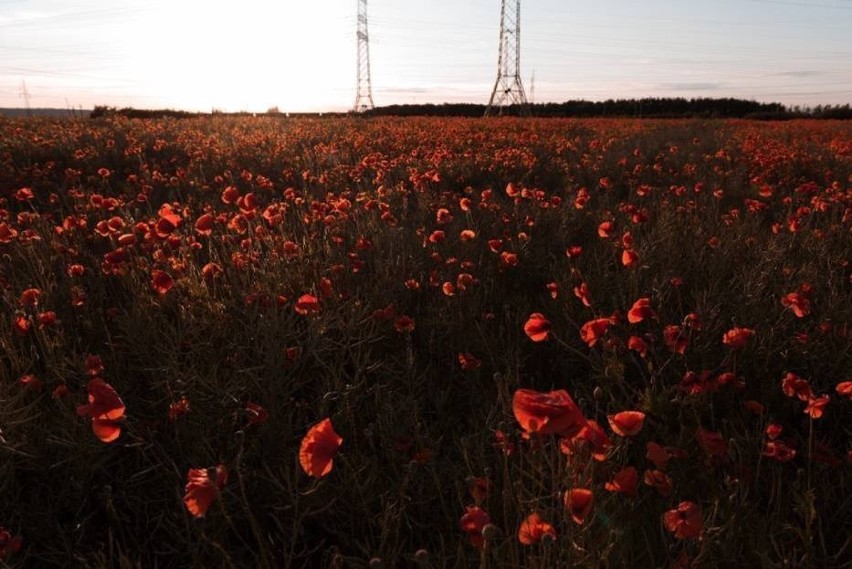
[593,386,604,401]
[414,549,429,564]
[482,523,500,541]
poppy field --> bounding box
[0,115,850,568]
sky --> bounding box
[0,0,850,112]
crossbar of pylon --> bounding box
[485,0,529,116]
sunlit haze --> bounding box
[1,0,850,112]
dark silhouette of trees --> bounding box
[84,99,850,120]
[364,98,800,119]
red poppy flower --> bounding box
[15,187,34,201]
[221,185,240,204]
[394,315,415,333]
[573,283,592,307]
[84,355,104,376]
[643,469,673,497]
[663,324,688,354]
[627,298,656,324]
[579,318,610,347]
[766,423,783,440]
[646,442,670,470]
[458,352,482,371]
[299,418,343,478]
[836,381,852,399]
[195,213,214,236]
[18,374,43,390]
[608,411,646,437]
[294,294,320,316]
[436,208,453,224]
[781,284,813,318]
[763,440,796,462]
[621,249,639,267]
[513,388,586,438]
[546,281,559,299]
[722,327,755,349]
[76,378,125,443]
[467,477,490,504]
[427,230,445,244]
[745,400,765,415]
[695,428,728,457]
[524,313,551,342]
[605,466,638,498]
[597,220,614,238]
[781,292,810,318]
[201,262,223,281]
[319,277,333,299]
[500,251,519,267]
[12,315,31,336]
[460,506,490,549]
[493,429,516,456]
[245,401,269,425]
[284,346,302,364]
[804,395,830,419]
[169,397,190,421]
[571,419,613,461]
[459,229,476,241]
[19,288,40,308]
[0,222,18,243]
[0,526,22,560]
[782,372,814,401]
[151,270,174,295]
[518,512,557,545]
[281,240,301,259]
[627,335,649,358]
[564,488,594,524]
[663,501,703,540]
[154,216,178,238]
[67,263,85,277]
[183,464,228,517]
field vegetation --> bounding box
[0,116,849,567]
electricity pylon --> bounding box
[485,0,529,116]
[20,80,32,116]
[353,0,375,113]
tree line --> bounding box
[84,98,852,120]
[364,98,852,119]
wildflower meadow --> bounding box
[0,115,849,567]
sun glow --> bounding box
[121,1,352,112]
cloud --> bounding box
[659,82,723,91]
[376,86,440,94]
[775,70,822,78]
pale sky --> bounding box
[0,0,850,112]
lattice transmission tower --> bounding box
[353,0,375,113]
[485,0,529,116]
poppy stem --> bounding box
[551,334,593,366]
